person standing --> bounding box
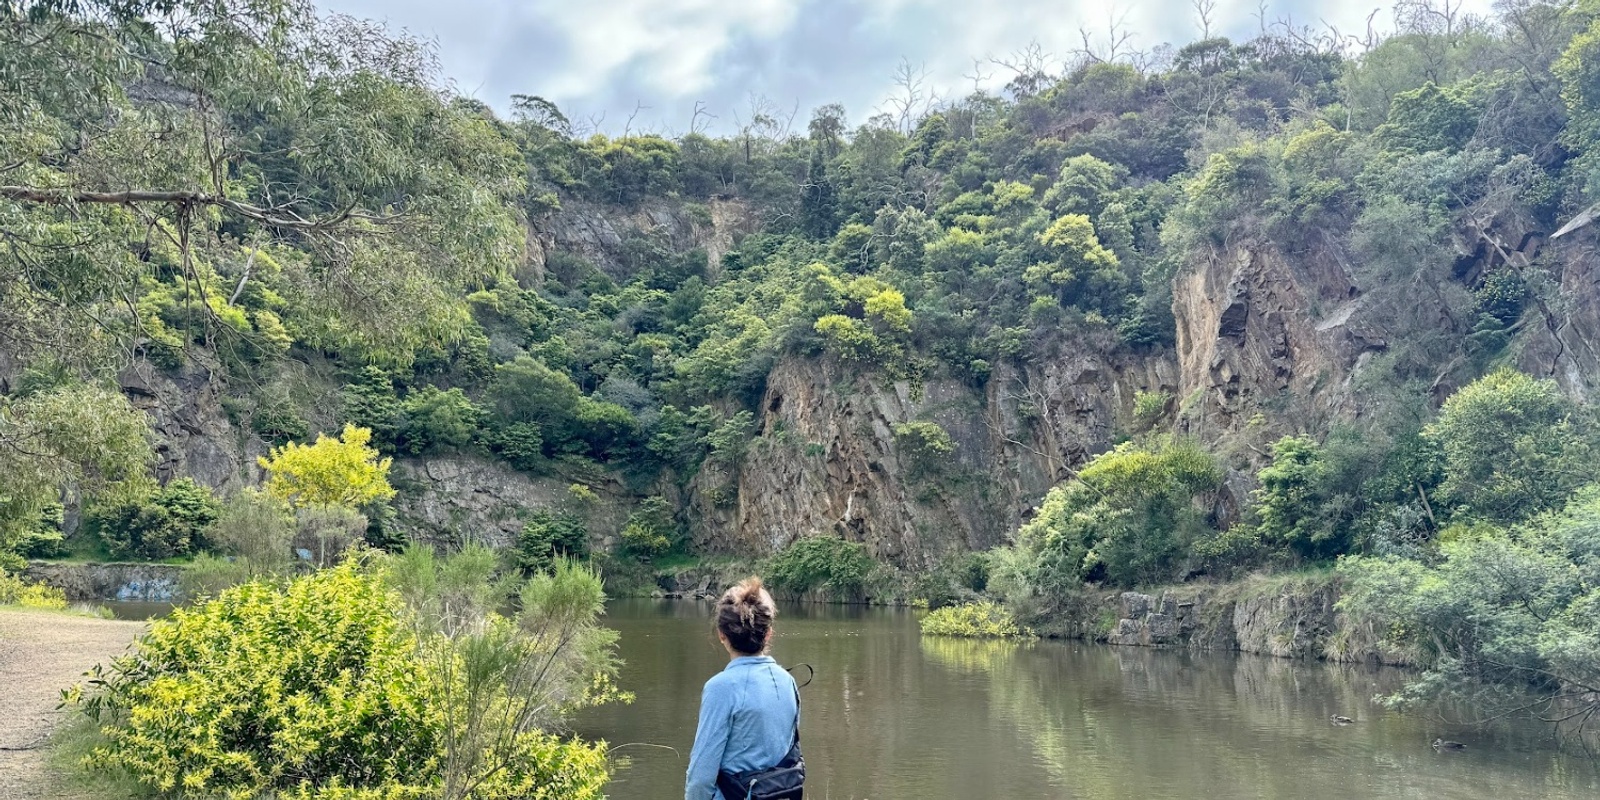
[685,578,803,800]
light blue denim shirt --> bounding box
[685,655,799,800]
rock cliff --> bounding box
[691,335,1174,568]
[1054,574,1410,664]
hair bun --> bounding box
[715,576,777,655]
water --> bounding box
[96,601,174,620]
[577,598,1600,800]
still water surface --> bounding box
[577,598,1599,800]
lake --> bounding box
[577,598,1599,800]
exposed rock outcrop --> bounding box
[118,359,262,493]
[694,337,1175,567]
[534,197,757,282]
[1173,240,1387,441]
[392,456,632,550]
[1070,575,1408,664]
[24,561,185,602]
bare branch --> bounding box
[0,186,402,231]
[1194,0,1217,39]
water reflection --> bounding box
[579,600,1598,800]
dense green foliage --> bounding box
[1340,489,1600,741]
[994,437,1220,593]
[70,553,617,799]
[85,478,221,560]
[514,511,590,576]
[767,536,876,599]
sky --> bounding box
[314,0,1500,135]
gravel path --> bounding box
[0,609,144,800]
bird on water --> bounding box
[1330,715,1354,725]
[1433,738,1467,750]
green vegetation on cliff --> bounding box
[9,0,1600,750]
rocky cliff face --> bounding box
[690,335,1174,568]
[1061,575,1409,664]
[1517,232,1600,401]
[529,197,758,286]
[1172,239,1389,441]
[118,358,262,493]
[76,204,1600,570]
[392,456,632,551]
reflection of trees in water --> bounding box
[919,638,1592,799]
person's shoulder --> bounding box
[703,667,739,692]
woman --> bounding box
[685,577,802,800]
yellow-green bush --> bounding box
[0,571,68,610]
[920,601,1033,639]
[70,555,615,800]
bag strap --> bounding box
[785,665,804,747]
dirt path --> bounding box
[0,609,144,800]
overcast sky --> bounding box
[314,0,1499,135]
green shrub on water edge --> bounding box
[767,536,875,599]
[920,601,1034,639]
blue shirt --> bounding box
[685,655,799,800]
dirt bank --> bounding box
[0,609,144,799]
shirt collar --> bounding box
[725,654,776,669]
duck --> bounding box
[1432,738,1467,751]
[1330,715,1355,725]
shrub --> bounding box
[1425,369,1599,523]
[72,560,441,796]
[0,570,68,610]
[340,366,404,448]
[86,478,221,561]
[892,421,956,477]
[399,386,484,455]
[1339,488,1600,729]
[619,497,676,559]
[920,601,1032,639]
[1132,390,1171,430]
[912,552,990,609]
[13,503,67,559]
[71,554,617,800]
[767,536,875,599]
[209,490,295,571]
[515,511,589,575]
[489,422,545,471]
[999,437,1221,592]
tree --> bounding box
[488,356,585,451]
[0,383,151,566]
[1425,369,1598,523]
[1026,214,1124,310]
[1,0,528,369]
[86,478,221,560]
[999,438,1221,593]
[259,424,397,509]
[1340,488,1600,743]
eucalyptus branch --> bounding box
[0,186,403,231]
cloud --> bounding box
[315,0,1499,134]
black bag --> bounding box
[715,674,805,800]
[714,736,803,800]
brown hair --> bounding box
[715,577,777,655]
